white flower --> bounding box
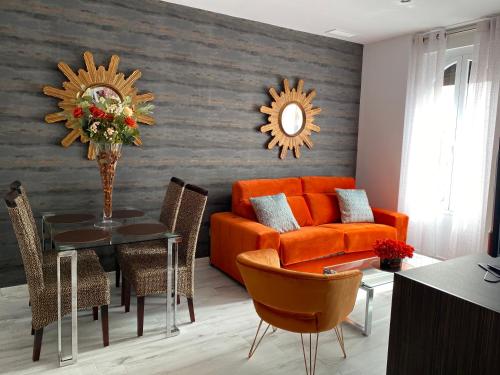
[89,124,98,133]
[99,97,106,103]
[107,104,118,114]
[106,128,115,135]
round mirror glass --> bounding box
[84,85,122,103]
[280,103,304,136]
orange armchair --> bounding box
[236,249,362,375]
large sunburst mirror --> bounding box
[43,51,154,159]
[260,78,321,159]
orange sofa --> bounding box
[210,176,408,283]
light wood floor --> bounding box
[0,255,438,375]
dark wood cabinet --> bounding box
[387,254,500,375]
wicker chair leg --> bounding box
[124,278,131,313]
[93,306,99,321]
[32,328,43,361]
[115,258,121,288]
[121,279,125,306]
[177,294,180,305]
[31,326,34,335]
[187,297,195,323]
[137,296,145,336]
[101,305,109,347]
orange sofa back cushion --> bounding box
[301,177,355,225]
[304,193,341,225]
[301,176,355,193]
[232,177,313,226]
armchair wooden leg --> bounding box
[32,328,43,361]
[187,297,195,323]
[93,306,99,321]
[248,319,271,359]
[177,294,180,305]
[334,324,346,358]
[101,305,109,347]
[300,333,319,375]
[137,296,145,337]
[31,326,34,335]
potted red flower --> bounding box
[373,239,414,271]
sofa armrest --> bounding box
[210,212,280,283]
[372,208,409,242]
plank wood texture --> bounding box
[0,0,362,287]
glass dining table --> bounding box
[42,208,181,367]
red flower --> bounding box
[125,116,137,128]
[89,105,106,119]
[73,107,83,118]
[373,239,414,259]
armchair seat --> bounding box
[237,248,362,374]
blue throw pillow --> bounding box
[250,193,300,233]
[335,189,374,223]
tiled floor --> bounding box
[0,254,438,375]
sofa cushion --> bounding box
[304,193,341,225]
[335,189,374,223]
[287,196,314,226]
[279,226,344,266]
[250,193,300,233]
[321,223,397,253]
[232,177,303,220]
[301,176,355,193]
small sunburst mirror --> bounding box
[43,51,154,159]
[260,78,321,159]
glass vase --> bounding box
[93,141,122,228]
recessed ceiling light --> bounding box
[400,0,411,3]
[325,29,356,38]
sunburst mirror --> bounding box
[43,51,154,159]
[260,78,321,159]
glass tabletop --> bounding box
[323,257,413,289]
[43,207,180,251]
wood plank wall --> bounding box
[0,0,363,286]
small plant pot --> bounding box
[380,258,402,271]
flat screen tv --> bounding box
[489,141,500,257]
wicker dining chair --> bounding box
[120,183,208,335]
[115,177,185,288]
[9,181,98,267]
[5,190,110,361]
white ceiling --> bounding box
[164,0,500,44]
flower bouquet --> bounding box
[373,239,414,271]
[69,89,153,227]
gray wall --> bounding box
[0,0,363,287]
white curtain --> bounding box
[400,19,500,259]
[449,17,500,257]
[399,30,448,258]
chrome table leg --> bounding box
[345,286,374,336]
[57,250,78,366]
[166,238,180,337]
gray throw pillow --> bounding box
[250,193,300,233]
[335,188,374,223]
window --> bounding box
[439,46,472,211]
